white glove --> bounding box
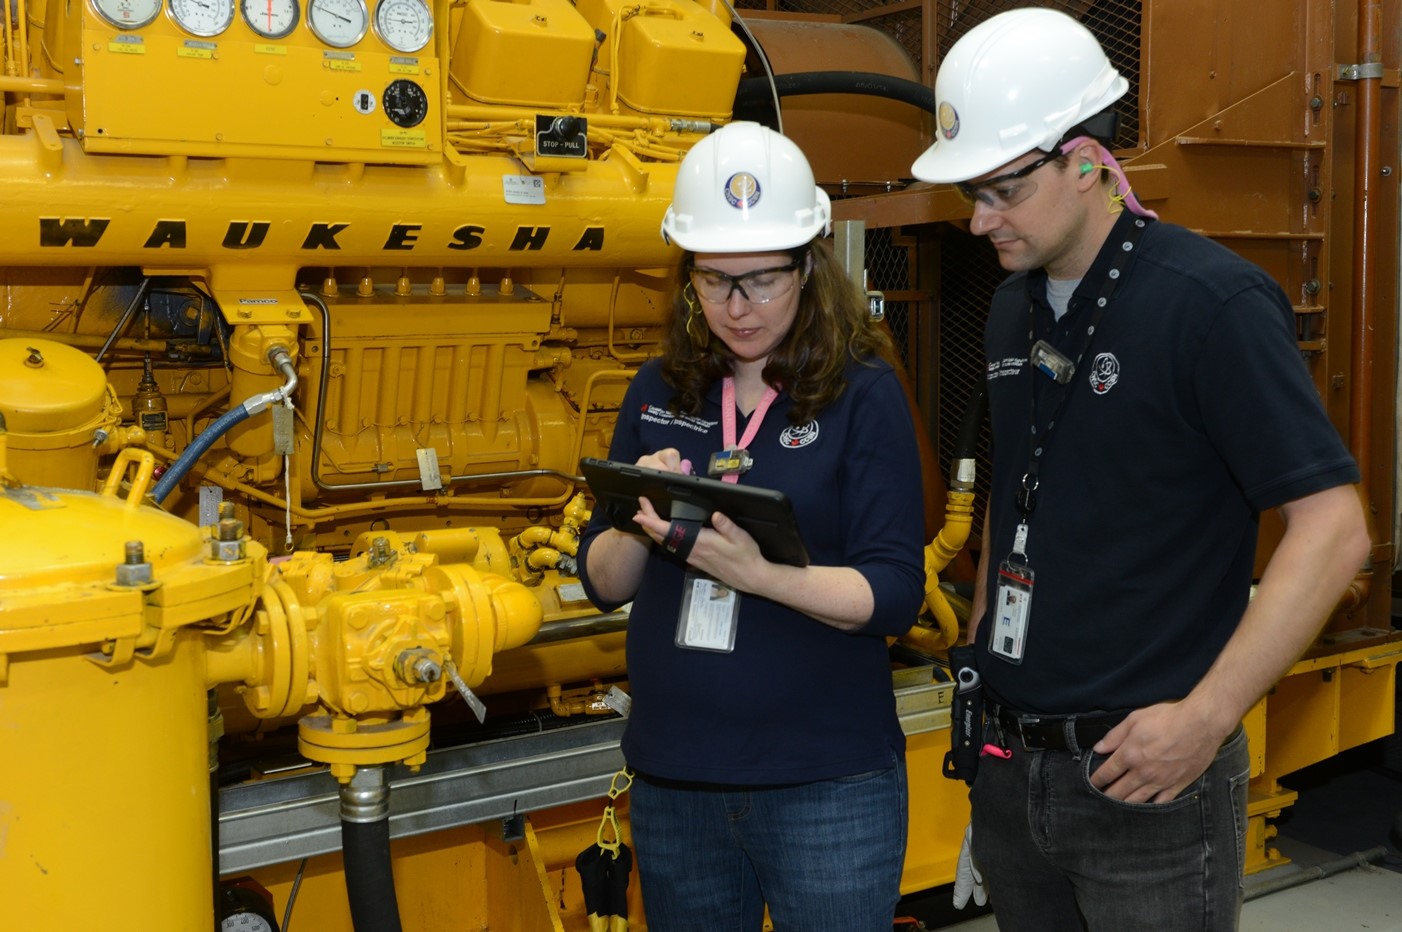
[952,822,987,909]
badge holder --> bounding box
[989,522,1033,664]
[660,499,740,653]
[676,571,740,652]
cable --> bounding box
[716,0,782,133]
[281,857,308,932]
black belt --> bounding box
[992,704,1130,753]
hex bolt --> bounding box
[115,540,154,586]
[396,648,442,684]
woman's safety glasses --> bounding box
[689,263,800,304]
[955,151,1062,211]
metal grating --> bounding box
[936,226,1003,537]
[865,226,913,374]
[733,0,1145,548]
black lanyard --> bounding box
[1016,216,1149,521]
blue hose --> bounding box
[150,403,251,503]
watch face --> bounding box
[373,0,432,53]
[91,0,162,29]
[306,0,369,46]
[241,0,299,38]
[169,0,236,36]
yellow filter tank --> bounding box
[0,484,260,930]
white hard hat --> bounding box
[661,122,832,252]
[910,8,1128,184]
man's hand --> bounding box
[952,822,987,909]
[1089,701,1229,803]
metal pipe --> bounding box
[1347,0,1382,492]
[96,278,152,362]
[1244,846,1388,901]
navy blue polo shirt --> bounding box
[978,211,1359,714]
[578,356,926,784]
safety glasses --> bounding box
[689,262,801,304]
[955,151,1062,211]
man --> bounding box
[911,8,1370,931]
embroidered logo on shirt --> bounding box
[1089,352,1120,394]
[638,404,718,434]
[779,421,818,448]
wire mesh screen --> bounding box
[865,227,914,374]
[731,0,1144,558]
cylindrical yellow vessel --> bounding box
[1,632,214,929]
[0,338,119,490]
[0,489,221,930]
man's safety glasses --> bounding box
[689,262,800,304]
[955,151,1062,211]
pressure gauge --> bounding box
[169,0,236,36]
[372,0,431,53]
[90,0,162,29]
[306,0,368,47]
[217,884,279,932]
[241,0,299,38]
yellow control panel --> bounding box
[70,0,443,163]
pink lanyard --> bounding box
[720,377,779,483]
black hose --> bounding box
[341,819,404,932]
[734,71,939,121]
[953,380,988,463]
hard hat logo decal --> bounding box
[724,172,761,209]
[938,102,960,140]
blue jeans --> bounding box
[628,756,908,932]
[970,725,1250,931]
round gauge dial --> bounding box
[382,78,428,127]
[241,0,299,38]
[306,0,368,47]
[90,0,162,29]
[373,0,431,53]
[169,0,236,36]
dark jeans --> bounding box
[970,725,1249,931]
[629,755,908,932]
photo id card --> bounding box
[676,571,740,652]
[990,560,1034,663]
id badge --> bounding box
[990,560,1034,663]
[676,570,740,652]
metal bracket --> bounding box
[1337,62,1385,81]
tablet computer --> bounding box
[579,457,810,567]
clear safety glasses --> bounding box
[689,262,800,305]
[955,150,1062,211]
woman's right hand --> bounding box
[637,448,692,476]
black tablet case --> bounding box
[579,457,810,567]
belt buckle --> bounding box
[1011,713,1035,751]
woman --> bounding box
[577,122,926,931]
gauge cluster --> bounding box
[78,0,442,163]
[90,0,432,49]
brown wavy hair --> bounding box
[659,237,897,425]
